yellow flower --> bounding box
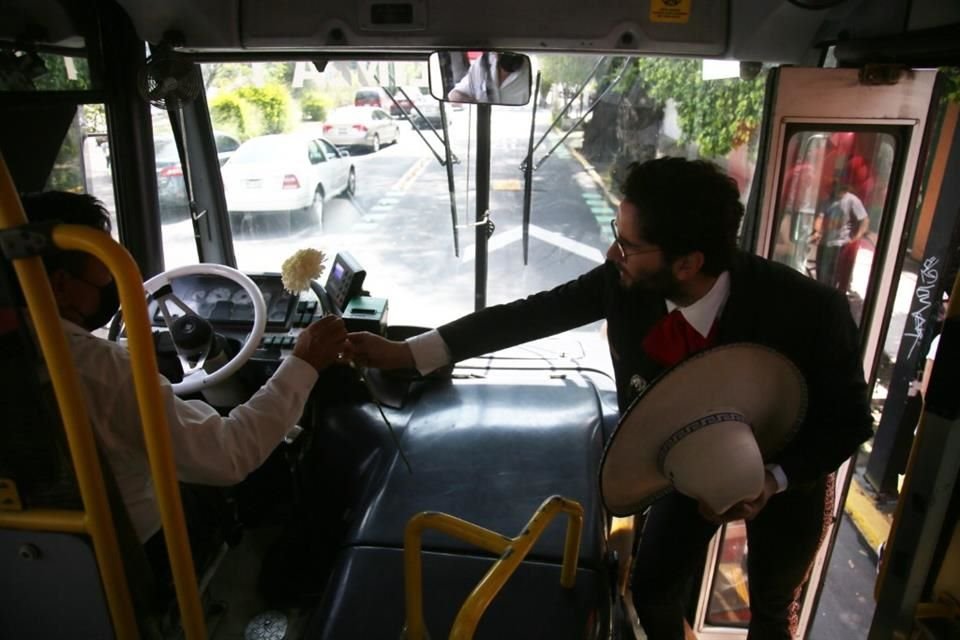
[281,248,326,293]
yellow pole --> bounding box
[0,154,138,639]
[450,496,583,639]
[54,225,206,640]
[401,496,583,640]
[403,512,512,639]
[0,509,87,534]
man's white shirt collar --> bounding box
[665,271,730,338]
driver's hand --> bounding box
[293,316,349,372]
[348,331,415,370]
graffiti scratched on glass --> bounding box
[905,256,940,359]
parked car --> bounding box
[410,97,450,130]
[322,106,400,152]
[388,85,429,116]
[354,86,393,109]
[156,131,240,222]
[220,133,356,230]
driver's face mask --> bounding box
[74,275,120,331]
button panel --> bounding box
[258,299,323,355]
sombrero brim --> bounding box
[599,343,807,516]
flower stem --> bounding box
[355,366,413,474]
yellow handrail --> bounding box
[403,495,584,640]
[0,153,206,639]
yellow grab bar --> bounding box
[0,153,206,639]
[403,495,584,640]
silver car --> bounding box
[221,133,356,230]
[323,106,400,152]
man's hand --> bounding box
[292,315,349,372]
[697,471,779,524]
[348,331,415,370]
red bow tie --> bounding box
[642,308,717,368]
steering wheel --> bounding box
[136,264,267,395]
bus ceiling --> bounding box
[1,0,958,65]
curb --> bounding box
[843,475,893,561]
[567,145,621,210]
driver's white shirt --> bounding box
[452,52,528,104]
[56,318,318,542]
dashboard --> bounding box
[154,273,300,330]
[151,272,324,355]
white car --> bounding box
[322,106,400,152]
[221,134,356,229]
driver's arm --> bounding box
[118,317,346,486]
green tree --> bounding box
[943,67,960,103]
[210,91,250,139]
[539,55,602,92]
[238,84,291,134]
[625,58,767,158]
[300,91,331,121]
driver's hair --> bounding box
[1,192,112,305]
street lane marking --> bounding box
[460,224,605,264]
[492,179,522,191]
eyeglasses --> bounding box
[610,219,661,260]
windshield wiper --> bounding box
[519,57,633,263]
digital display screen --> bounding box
[153,274,297,329]
[331,262,345,285]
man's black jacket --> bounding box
[437,251,873,486]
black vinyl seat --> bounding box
[304,546,610,640]
[343,375,608,568]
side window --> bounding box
[321,140,340,157]
[770,128,898,325]
[308,140,326,164]
[216,134,239,153]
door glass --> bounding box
[771,129,898,324]
[705,521,751,627]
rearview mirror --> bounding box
[428,51,531,106]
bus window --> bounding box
[39,109,119,244]
[156,114,201,268]
[0,51,92,92]
[771,129,899,325]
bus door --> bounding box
[691,66,939,639]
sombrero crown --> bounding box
[600,343,806,516]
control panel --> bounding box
[256,298,322,355]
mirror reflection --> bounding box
[429,51,532,106]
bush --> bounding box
[210,92,249,139]
[238,84,291,134]
[301,91,332,121]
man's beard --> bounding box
[622,263,684,299]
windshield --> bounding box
[157,56,766,347]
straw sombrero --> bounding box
[599,343,807,516]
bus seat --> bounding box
[339,376,608,568]
[0,528,121,638]
[0,308,164,638]
[304,545,609,639]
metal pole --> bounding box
[475,104,491,311]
